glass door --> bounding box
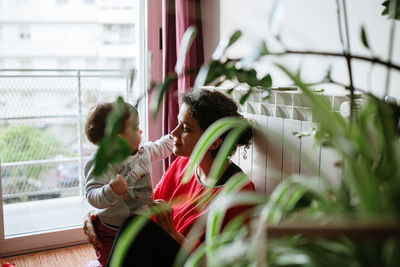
[0,0,147,256]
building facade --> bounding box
[0,0,137,69]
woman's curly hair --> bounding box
[181,89,253,157]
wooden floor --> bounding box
[0,243,97,267]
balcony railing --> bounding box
[0,69,133,204]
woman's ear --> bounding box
[209,138,223,151]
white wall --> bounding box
[201,0,220,61]
[203,0,400,99]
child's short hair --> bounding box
[85,101,138,145]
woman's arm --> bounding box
[153,199,185,245]
[82,210,103,250]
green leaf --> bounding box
[105,96,128,136]
[92,96,133,177]
[360,25,370,49]
[183,117,248,182]
[212,30,242,60]
[194,60,226,87]
[182,245,206,267]
[150,74,177,116]
[260,73,272,88]
[175,26,198,74]
[382,0,400,20]
[236,69,259,87]
[206,174,255,246]
[128,69,136,91]
[93,136,132,176]
[323,65,333,83]
[228,31,243,47]
[239,91,252,105]
[108,213,151,267]
[205,61,225,84]
[208,121,250,181]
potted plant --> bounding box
[95,1,400,266]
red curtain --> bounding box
[163,0,204,167]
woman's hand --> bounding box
[83,210,102,251]
[153,199,185,245]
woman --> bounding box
[83,89,255,266]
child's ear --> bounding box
[209,138,223,151]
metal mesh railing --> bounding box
[0,69,133,203]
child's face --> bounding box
[120,114,142,153]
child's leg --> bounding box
[93,218,118,267]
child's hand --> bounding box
[110,174,128,196]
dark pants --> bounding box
[106,215,183,267]
[93,218,117,267]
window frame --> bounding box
[0,0,157,257]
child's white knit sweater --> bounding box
[84,135,173,230]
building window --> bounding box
[56,0,68,5]
[16,0,29,6]
[18,26,31,40]
[120,24,135,44]
[103,24,135,45]
[102,24,118,44]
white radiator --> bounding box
[213,87,346,196]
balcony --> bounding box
[0,69,133,238]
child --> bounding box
[83,101,173,267]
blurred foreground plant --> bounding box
[97,1,400,266]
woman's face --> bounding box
[171,104,203,157]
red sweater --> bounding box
[153,156,255,237]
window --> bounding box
[18,26,31,40]
[0,0,149,256]
[16,0,29,6]
[56,0,68,5]
[102,24,135,45]
[102,24,118,44]
[120,24,135,44]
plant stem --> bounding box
[265,51,400,72]
[341,0,355,120]
[335,0,345,49]
[329,80,369,95]
[384,0,398,96]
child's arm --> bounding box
[84,154,125,209]
[110,174,128,196]
[143,134,173,163]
